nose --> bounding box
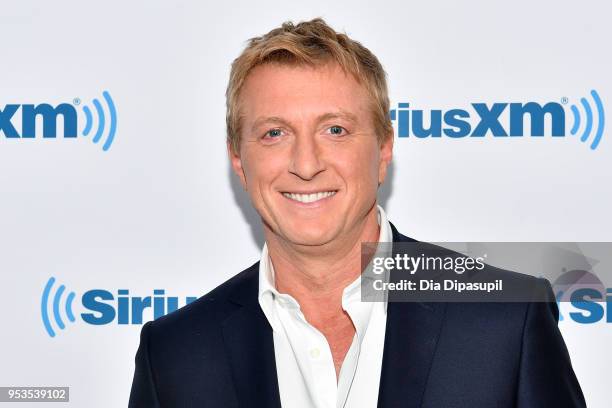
[288,133,325,180]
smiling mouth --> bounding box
[281,191,337,204]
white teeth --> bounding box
[282,191,336,203]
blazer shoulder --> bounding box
[390,220,547,286]
[389,221,418,243]
[147,261,260,333]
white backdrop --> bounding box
[0,0,610,406]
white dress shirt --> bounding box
[258,205,392,408]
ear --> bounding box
[378,131,394,185]
[228,141,248,190]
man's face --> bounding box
[229,62,393,247]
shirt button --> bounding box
[309,348,320,359]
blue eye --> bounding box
[328,126,346,136]
[265,129,283,138]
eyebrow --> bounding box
[250,110,359,133]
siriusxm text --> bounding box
[81,289,197,325]
[390,102,565,138]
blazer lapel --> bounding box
[221,264,282,408]
[377,224,447,408]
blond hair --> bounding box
[226,17,393,153]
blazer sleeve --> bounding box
[516,279,586,408]
[128,321,161,408]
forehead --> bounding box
[238,62,372,126]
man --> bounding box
[129,18,585,407]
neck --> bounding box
[264,204,380,314]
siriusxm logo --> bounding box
[390,89,605,150]
[0,90,117,151]
[41,277,197,338]
[559,288,612,324]
[554,269,612,324]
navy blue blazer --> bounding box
[129,223,586,407]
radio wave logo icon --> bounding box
[41,277,76,338]
[78,90,117,151]
[568,90,605,150]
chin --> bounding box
[282,222,340,247]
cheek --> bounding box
[242,148,287,193]
[334,143,381,190]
